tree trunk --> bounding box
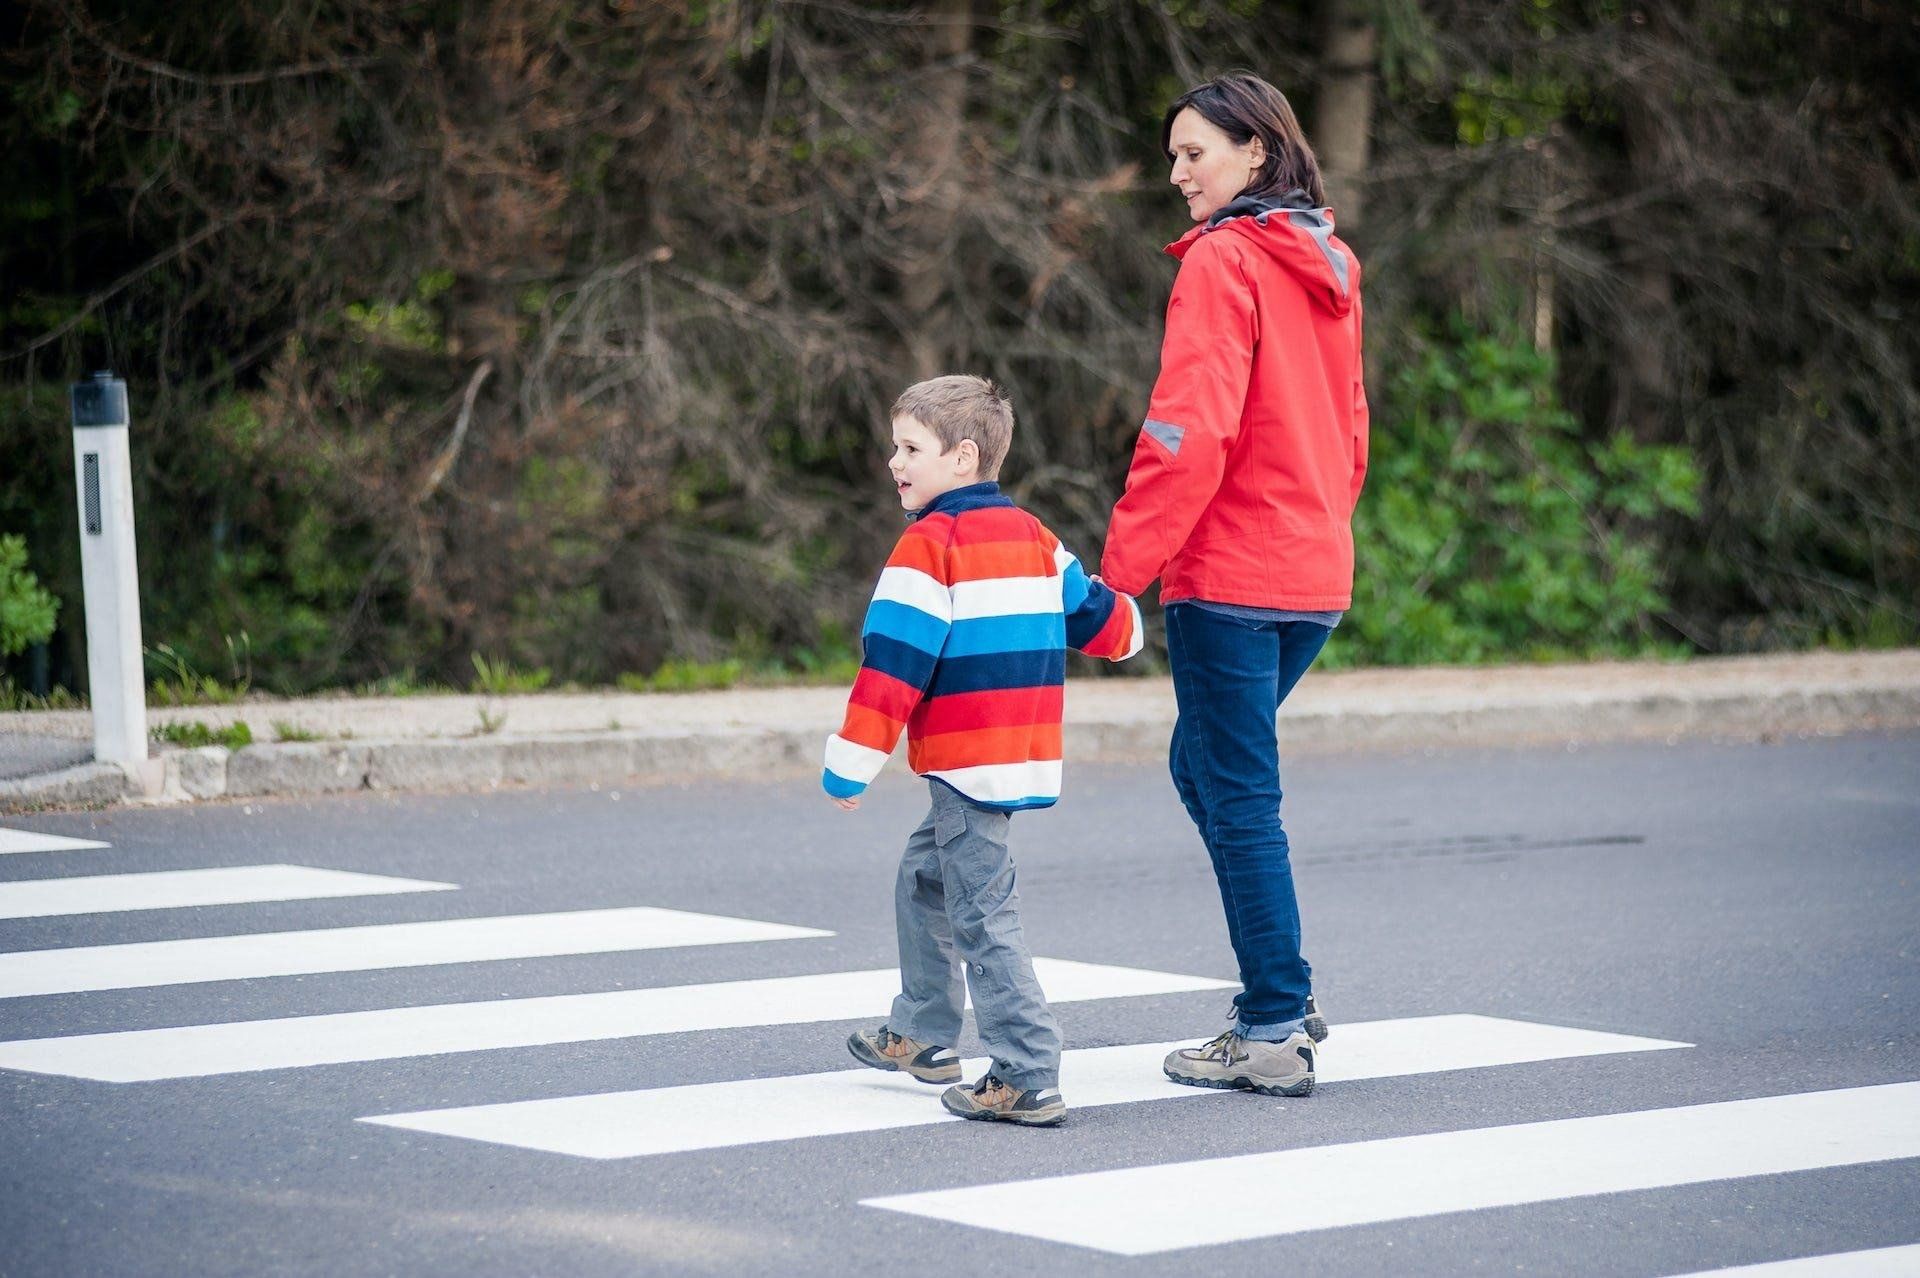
[1313,0,1377,231]
[1609,1,1682,441]
[897,0,974,382]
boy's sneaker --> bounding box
[846,1025,960,1084]
[1164,1030,1316,1097]
[939,1073,1068,1126]
[1304,993,1330,1043]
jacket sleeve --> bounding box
[1101,237,1258,597]
[1350,290,1370,508]
[1054,538,1144,662]
[822,525,952,799]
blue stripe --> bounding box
[942,612,1065,658]
[861,632,938,690]
[862,599,949,655]
[1060,555,1091,615]
[822,769,866,799]
[925,648,1064,697]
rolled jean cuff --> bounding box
[1236,1017,1305,1042]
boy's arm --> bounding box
[1056,539,1144,662]
[822,524,953,800]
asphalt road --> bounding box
[1,731,1916,1276]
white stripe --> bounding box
[0,864,455,920]
[1665,1246,1920,1277]
[0,826,109,855]
[0,958,1231,1081]
[864,1081,1920,1256]
[949,576,1061,621]
[823,734,891,781]
[871,566,951,621]
[928,759,1062,803]
[360,1014,1686,1160]
[0,906,831,999]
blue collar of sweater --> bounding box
[908,481,1012,521]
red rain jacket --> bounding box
[1102,195,1368,610]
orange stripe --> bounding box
[836,702,902,753]
[884,526,948,576]
[909,723,1062,772]
[947,540,1055,583]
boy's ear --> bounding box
[952,437,980,476]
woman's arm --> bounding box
[1101,237,1258,597]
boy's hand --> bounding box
[831,796,861,811]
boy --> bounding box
[823,374,1143,1127]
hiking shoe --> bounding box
[846,1025,960,1085]
[1304,993,1329,1044]
[1164,1030,1316,1097]
[940,1073,1067,1126]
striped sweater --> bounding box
[822,482,1144,811]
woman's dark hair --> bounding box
[1162,72,1325,207]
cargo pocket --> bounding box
[933,805,969,848]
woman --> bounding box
[1100,72,1368,1098]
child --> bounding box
[823,374,1143,1127]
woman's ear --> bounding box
[1246,136,1267,176]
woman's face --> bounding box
[1167,106,1265,223]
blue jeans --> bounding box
[1166,603,1329,1040]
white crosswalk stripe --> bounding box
[0,905,832,997]
[0,825,110,855]
[862,1081,1920,1255]
[358,1014,1688,1160]
[0,864,455,919]
[0,958,1232,1081]
[2,827,1908,1270]
[1665,1245,1920,1277]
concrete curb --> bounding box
[3,652,1917,813]
[0,762,131,812]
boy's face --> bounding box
[888,414,978,511]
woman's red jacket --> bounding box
[1101,199,1368,611]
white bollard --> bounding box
[69,371,150,778]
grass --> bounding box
[271,720,322,742]
[152,719,254,750]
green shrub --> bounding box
[0,534,58,657]
[1335,322,1700,667]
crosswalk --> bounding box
[1,818,1914,1271]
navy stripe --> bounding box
[924,648,1065,697]
[1065,586,1117,651]
[862,632,938,690]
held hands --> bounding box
[831,795,860,811]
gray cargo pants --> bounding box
[888,781,1062,1091]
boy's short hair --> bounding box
[892,375,1014,481]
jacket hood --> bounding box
[1165,189,1356,317]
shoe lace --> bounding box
[1197,1030,1243,1063]
[974,1073,1011,1100]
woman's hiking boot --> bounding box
[939,1073,1068,1126]
[1164,1029,1316,1096]
[1304,993,1329,1043]
[846,1025,961,1084]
